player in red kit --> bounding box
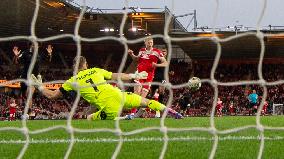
[229,101,235,115]
[261,101,268,116]
[153,89,160,101]
[128,37,168,116]
[216,98,223,117]
[9,98,18,121]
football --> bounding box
[188,77,201,91]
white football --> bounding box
[188,77,201,91]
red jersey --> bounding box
[229,104,233,109]
[229,103,234,113]
[217,101,223,110]
[263,101,268,112]
[10,103,17,114]
[137,48,164,76]
[34,108,40,114]
[153,92,159,101]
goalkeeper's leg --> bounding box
[87,91,183,121]
[124,92,183,119]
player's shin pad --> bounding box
[147,100,166,111]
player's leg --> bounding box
[135,76,153,117]
[154,91,161,118]
[9,113,13,121]
[218,109,221,117]
[249,102,255,116]
[155,110,161,118]
[87,109,109,121]
[158,80,166,96]
[140,87,150,98]
[134,84,151,118]
[87,105,118,121]
[216,109,219,117]
[140,75,153,98]
[142,97,183,119]
[124,92,183,119]
[248,103,252,116]
[156,80,166,117]
[261,109,264,116]
[10,111,16,121]
[134,84,142,95]
[254,104,258,115]
[131,81,143,115]
[87,88,124,121]
[12,113,15,121]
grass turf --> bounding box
[0,116,284,159]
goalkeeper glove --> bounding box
[129,71,148,80]
[31,74,44,91]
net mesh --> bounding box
[0,0,284,159]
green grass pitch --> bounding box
[0,116,284,159]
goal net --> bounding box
[0,0,284,159]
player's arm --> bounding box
[128,49,139,61]
[12,46,22,64]
[46,44,53,54]
[96,67,148,81]
[111,72,148,81]
[40,88,63,100]
[248,94,252,101]
[39,44,53,62]
[45,44,53,62]
[112,73,134,81]
[153,57,168,67]
[31,74,63,99]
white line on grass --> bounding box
[0,136,284,144]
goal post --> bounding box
[1,0,284,159]
[272,103,284,115]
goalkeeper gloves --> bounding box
[129,71,148,80]
[31,74,44,91]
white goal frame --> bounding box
[272,104,284,115]
[0,0,284,159]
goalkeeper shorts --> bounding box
[93,91,142,120]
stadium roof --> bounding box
[172,31,284,59]
[0,0,284,59]
[0,0,185,38]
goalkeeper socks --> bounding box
[147,100,183,119]
[155,111,161,118]
[147,100,166,111]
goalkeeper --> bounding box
[31,56,183,120]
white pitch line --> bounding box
[0,136,284,144]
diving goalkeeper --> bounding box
[30,56,183,120]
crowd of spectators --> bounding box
[0,44,283,120]
[168,60,284,116]
[0,92,91,120]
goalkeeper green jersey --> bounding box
[61,67,120,110]
[60,67,166,120]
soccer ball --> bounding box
[188,77,201,91]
